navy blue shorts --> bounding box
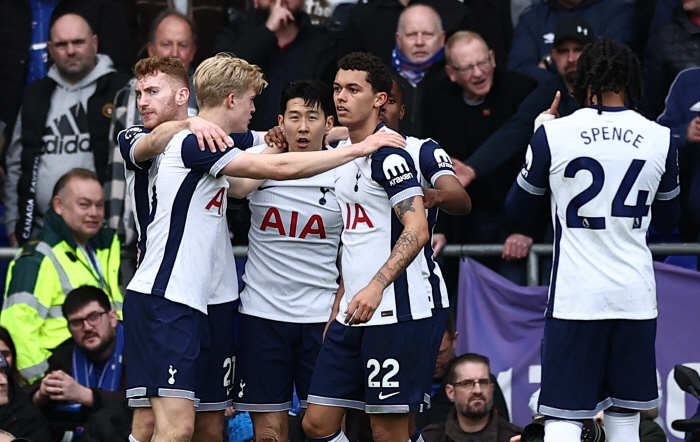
[308,318,433,414]
[197,301,238,411]
[538,318,659,419]
[124,290,210,407]
[232,314,324,411]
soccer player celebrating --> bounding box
[301,52,437,442]
[505,37,680,442]
[118,56,241,442]
[228,79,343,442]
[123,53,405,442]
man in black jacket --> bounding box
[30,286,125,433]
[212,0,339,130]
[422,354,522,442]
[422,31,536,265]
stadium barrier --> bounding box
[2,243,698,287]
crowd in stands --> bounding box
[0,0,697,439]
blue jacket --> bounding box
[657,67,700,151]
[507,0,636,84]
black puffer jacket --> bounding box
[643,5,700,119]
[0,376,51,442]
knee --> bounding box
[302,413,332,439]
[371,424,395,442]
[255,427,282,442]
[132,408,155,442]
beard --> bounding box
[457,394,491,420]
[81,331,115,360]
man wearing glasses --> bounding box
[422,353,522,442]
[29,286,125,431]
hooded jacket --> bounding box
[5,54,130,243]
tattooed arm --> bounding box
[344,196,430,325]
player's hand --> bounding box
[544,91,561,118]
[502,233,533,261]
[687,116,700,143]
[265,125,288,150]
[188,116,233,152]
[224,406,235,417]
[326,126,349,145]
[265,0,295,33]
[432,233,447,258]
[422,187,439,209]
[344,284,383,325]
[509,436,521,442]
[43,370,93,405]
[451,158,475,187]
[356,131,406,156]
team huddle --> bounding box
[117,38,679,442]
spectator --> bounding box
[338,0,509,68]
[0,0,132,157]
[1,169,122,385]
[0,328,19,385]
[422,353,522,442]
[421,30,536,278]
[29,286,125,433]
[125,0,237,66]
[392,4,446,137]
[643,1,700,120]
[507,0,635,84]
[416,318,509,431]
[107,10,199,284]
[657,67,700,241]
[4,11,130,246]
[0,353,51,442]
[212,0,339,130]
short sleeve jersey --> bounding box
[241,153,342,322]
[517,106,679,320]
[334,126,432,326]
[127,129,260,312]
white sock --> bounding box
[128,435,142,442]
[604,410,640,442]
[544,419,583,442]
[310,429,350,442]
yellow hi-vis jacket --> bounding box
[0,208,122,383]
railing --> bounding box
[1,243,698,287]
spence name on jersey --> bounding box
[517,106,679,320]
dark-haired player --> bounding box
[229,79,343,442]
[504,37,680,442]
[302,52,436,442]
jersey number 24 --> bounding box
[565,157,649,229]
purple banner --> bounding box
[456,258,700,441]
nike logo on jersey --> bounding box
[378,391,400,400]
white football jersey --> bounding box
[517,106,679,320]
[334,128,433,327]
[240,163,342,322]
[127,130,257,313]
[404,136,454,310]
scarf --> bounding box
[72,322,124,391]
[391,43,444,87]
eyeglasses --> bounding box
[449,56,492,76]
[452,378,493,389]
[67,311,108,330]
